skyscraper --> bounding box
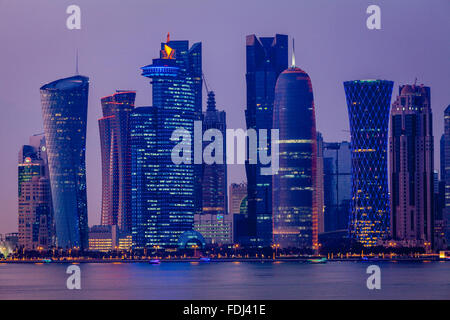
[40,75,89,249]
[133,35,197,248]
[201,91,227,216]
[316,132,325,234]
[159,36,203,217]
[344,79,393,247]
[245,34,288,247]
[443,105,450,245]
[18,134,53,249]
[323,141,352,232]
[129,107,158,249]
[99,90,136,232]
[272,58,318,250]
[389,84,434,247]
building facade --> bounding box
[245,34,288,247]
[316,132,325,234]
[389,84,434,248]
[131,36,198,248]
[129,107,158,249]
[194,214,232,245]
[40,75,89,249]
[18,135,53,249]
[272,63,318,250]
[99,90,136,232]
[229,183,247,215]
[201,91,227,216]
[443,105,450,245]
[344,79,393,247]
[322,141,352,233]
[160,36,203,217]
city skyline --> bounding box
[1,0,450,234]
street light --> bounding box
[271,243,280,258]
[191,244,199,257]
[233,244,239,257]
[153,245,160,258]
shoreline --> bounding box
[0,257,447,264]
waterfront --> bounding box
[0,261,448,300]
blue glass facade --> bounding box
[99,91,136,232]
[245,34,288,247]
[272,67,318,250]
[129,107,158,248]
[323,141,352,232]
[40,75,89,249]
[132,39,196,248]
[344,80,393,247]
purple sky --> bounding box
[0,0,449,234]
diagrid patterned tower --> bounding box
[344,80,393,247]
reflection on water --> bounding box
[0,261,448,300]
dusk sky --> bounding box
[0,0,449,234]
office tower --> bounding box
[99,90,136,232]
[323,141,352,232]
[443,105,450,245]
[133,35,197,248]
[389,84,434,247]
[316,132,325,234]
[18,134,53,249]
[344,79,393,247]
[245,34,288,247]
[40,75,89,249]
[129,107,157,248]
[160,35,203,217]
[201,91,227,216]
[272,57,318,250]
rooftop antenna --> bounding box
[414,77,418,86]
[202,72,211,95]
[291,38,296,68]
[75,49,79,75]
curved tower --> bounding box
[99,90,136,232]
[272,65,318,250]
[344,79,393,247]
[40,75,89,249]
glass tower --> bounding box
[272,65,318,250]
[129,107,158,248]
[40,75,89,249]
[245,34,288,247]
[158,37,203,217]
[133,36,196,248]
[443,105,450,244]
[344,79,393,247]
[323,141,352,232]
[99,90,136,233]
